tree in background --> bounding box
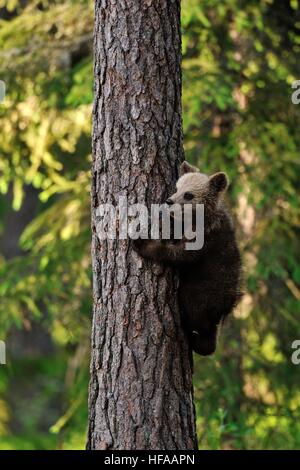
[88,0,196,450]
[0,0,299,450]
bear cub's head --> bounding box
[166,161,228,211]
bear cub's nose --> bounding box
[165,198,173,206]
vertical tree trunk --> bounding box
[87,0,197,450]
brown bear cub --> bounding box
[133,161,242,356]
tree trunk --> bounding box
[87,0,197,450]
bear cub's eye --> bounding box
[184,192,194,201]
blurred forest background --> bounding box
[0,0,300,450]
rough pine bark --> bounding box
[87,0,197,450]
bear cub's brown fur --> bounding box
[133,161,242,356]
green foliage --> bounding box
[0,0,92,449]
[182,0,300,449]
[0,0,299,449]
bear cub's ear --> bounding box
[180,161,199,176]
[209,172,228,193]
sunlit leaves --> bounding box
[0,0,92,449]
